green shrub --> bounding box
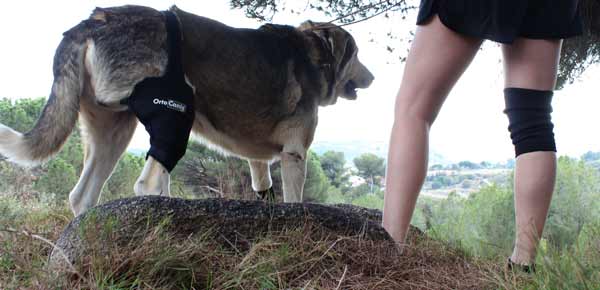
[34,158,77,201]
[351,193,383,209]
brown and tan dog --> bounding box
[0,5,374,215]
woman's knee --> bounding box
[393,87,444,126]
[502,39,562,156]
[504,88,556,157]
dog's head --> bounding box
[299,21,374,106]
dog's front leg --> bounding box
[249,160,275,201]
[134,156,171,196]
[280,145,308,203]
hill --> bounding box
[4,196,494,289]
[311,140,450,166]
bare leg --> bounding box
[69,106,137,215]
[511,152,556,264]
[502,38,562,265]
[382,16,482,244]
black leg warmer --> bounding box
[504,88,556,157]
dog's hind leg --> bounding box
[134,156,170,196]
[249,160,275,201]
[69,103,137,216]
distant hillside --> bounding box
[311,140,450,166]
[127,148,146,157]
[127,141,450,166]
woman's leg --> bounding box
[382,16,482,244]
[502,38,562,265]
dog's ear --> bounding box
[322,28,356,75]
[337,37,356,74]
[298,20,316,31]
[325,32,336,57]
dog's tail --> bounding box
[0,35,86,166]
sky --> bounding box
[0,0,599,163]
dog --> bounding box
[0,5,374,216]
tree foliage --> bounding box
[353,153,385,182]
[558,0,600,89]
[0,98,83,199]
[0,98,140,201]
[230,0,412,23]
[175,142,254,199]
[103,153,145,201]
[546,156,600,248]
[229,0,600,88]
[319,150,349,188]
[2,99,598,260]
[0,98,46,131]
[176,142,333,202]
[419,157,600,257]
[581,151,600,162]
[457,161,479,170]
[303,151,331,202]
[34,158,77,198]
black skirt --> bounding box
[417,0,583,43]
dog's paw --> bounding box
[256,187,276,203]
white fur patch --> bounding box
[0,123,40,166]
[85,40,134,108]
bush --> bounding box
[34,158,77,201]
[351,194,383,210]
[518,222,600,290]
[103,153,145,201]
[323,186,348,204]
[303,151,331,203]
[544,157,600,249]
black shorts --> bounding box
[417,0,583,43]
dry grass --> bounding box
[55,222,492,289]
[6,195,598,290]
[0,195,498,290]
[0,195,72,289]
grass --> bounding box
[1,194,599,289]
[0,194,72,289]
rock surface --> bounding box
[49,196,392,270]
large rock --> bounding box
[49,196,393,270]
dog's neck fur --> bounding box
[257,23,337,107]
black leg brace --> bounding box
[122,11,195,172]
[504,88,556,157]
